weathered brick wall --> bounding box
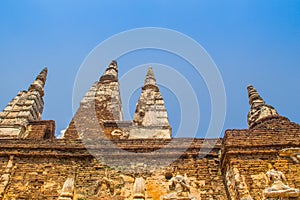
[222,151,300,200]
[1,117,300,199]
[221,117,300,200]
[24,120,55,139]
[0,138,228,200]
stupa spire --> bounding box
[131,67,171,139]
[64,61,123,139]
[144,67,156,86]
[247,85,279,128]
[28,67,48,96]
[100,60,118,82]
[247,85,265,108]
[0,68,48,138]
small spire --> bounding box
[247,85,265,108]
[247,85,279,128]
[38,67,48,86]
[28,67,48,96]
[132,67,171,139]
[144,67,156,86]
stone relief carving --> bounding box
[58,177,74,200]
[163,174,196,200]
[251,173,268,191]
[133,177,145,199]
[95,172,125,197]
[95,176,115,195]
[225,166,253,200]
[263,169,300,199]
[169,175,190,193]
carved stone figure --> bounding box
[169,175,190,193]
[133,177,145,199]
[95,176,115,195]
[263,170,300,199]
[163,174,196,200]
[225,166,253,200]
[58,178,74,200]
[95,173,126,197]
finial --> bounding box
[38,67,48,85]
[247,85,279,128]
[100,60,118,82]
[28,67,48,96]
[144,67,156,86]
[108,60,118,71]
[247,85,265,108]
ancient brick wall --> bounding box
[0,138,228,200]
[221,117,300,200]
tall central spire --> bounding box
[63,61,123,139]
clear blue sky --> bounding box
[0,0,299,138]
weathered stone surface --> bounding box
[129,126,171,139]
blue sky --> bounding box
[0,0,299,138]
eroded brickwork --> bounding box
[221,117,300,199]
[0,139,227,200]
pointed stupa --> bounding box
[63,61,123,139]
[130,67,171,139]
[78,60,123,121]
[97,60,123,121]
[247,85,279,128]
[0,68,48,138]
